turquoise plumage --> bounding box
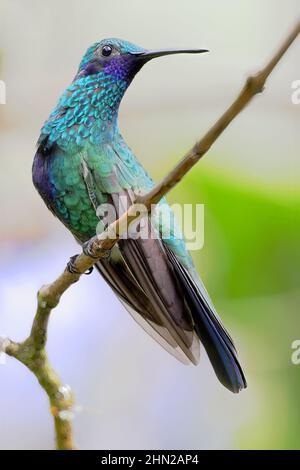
[33,38,246,393]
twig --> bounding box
[3,18,300,450]
[5,287,75,450]
[136,18,300,206]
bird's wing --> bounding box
[95,204,201,364]
[82,147,246,391]
[80,155,200,365]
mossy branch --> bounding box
[3,18,299,450]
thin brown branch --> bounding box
[3,18,299,450]
[136,18,300,207]
[5,290,75,450]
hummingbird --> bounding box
[32,38,246,393]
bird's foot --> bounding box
[67,255,81,274]
[66,255,94,275]
[82,240,111,260]
[67,241,111,275]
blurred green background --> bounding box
[170,167,300,449]
[0,0,299,450]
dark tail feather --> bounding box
[167,248,247,393]
[189,291,247,393]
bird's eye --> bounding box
[102,45,113,57]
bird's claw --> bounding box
[67,255,95,275]
[67,240,111,275]
[67,255,81,274]
[82,240,111,260]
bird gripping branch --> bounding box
[33,38,247,393]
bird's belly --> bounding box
[48,151,99,241]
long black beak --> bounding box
[131,48,209,61]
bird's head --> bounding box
[41,39,208,147]
[77,38,208,84]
